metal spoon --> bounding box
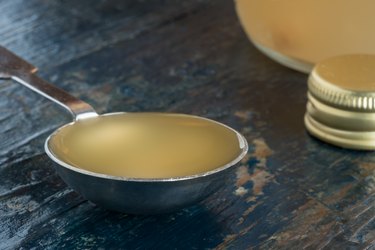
[0,46,248,214]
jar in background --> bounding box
[235,0,375,73]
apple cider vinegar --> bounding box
[236,0,375,72]
[48,113,245,179]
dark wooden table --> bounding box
[0,0,374,249]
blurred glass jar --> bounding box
[235,0,375,73]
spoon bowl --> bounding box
[45,112,247,214]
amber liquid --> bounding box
[48,113,245,178]
[236,0,375,65]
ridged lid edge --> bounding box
[308,70,375,111]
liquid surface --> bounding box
[48,113,245,179]
[315,55,375,92]
[236,0,375,64]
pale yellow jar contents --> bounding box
[236,0,375,72]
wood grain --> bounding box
[0,0,374,249]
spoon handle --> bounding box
[0,46,98,120]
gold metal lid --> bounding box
[305,54,375,150]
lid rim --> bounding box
[305,114,375,150]
[309,71,375,111]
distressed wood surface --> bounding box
[0,0,374,249]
